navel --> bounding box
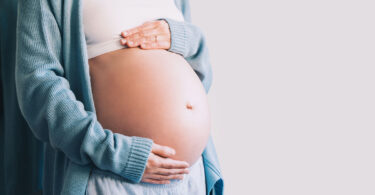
[186,102,193,110]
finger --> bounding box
[121,20,160,37]
[147,174,185,181]
[139,35,170,49]
[123,31,158,47]
[159,158,190,169]
[125,39,141,48]
[135,28,160,38]
[140,42,155,49]
[152,168,190,175]
[140,41,170,50]
[142,178,170,184]
[121,32,142,47]
[126,33,155,45]
[124,29,160,46]
[121,26,141,37]
[120,39,127,45]
[152,143,176,158]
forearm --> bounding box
[15,0,152,183]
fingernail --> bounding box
[122,31,128,37]
[169,149,176,155]
[120,39,126,45]
[128,41,133,45]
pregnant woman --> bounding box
[15,0,223,194]
[84,0,210,193]
[85,0,210,166]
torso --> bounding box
[88,48,211,165]
[84,0,210,165]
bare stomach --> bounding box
[88,48,211,165]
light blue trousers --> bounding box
[86,156,206,195]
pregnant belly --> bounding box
[88,48,211,165]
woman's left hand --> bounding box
[120,20,171,50]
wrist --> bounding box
[121,136,153,183]
[158,18,187,56]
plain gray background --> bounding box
[189,0,375,194]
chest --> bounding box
[82,0,185,45]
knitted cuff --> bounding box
[160,18,187,57]
[121,136,153,183]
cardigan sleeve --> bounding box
[160,0,213,92]
[15,0,153,183]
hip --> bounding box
[86,156,206,195]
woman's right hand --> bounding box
[141,143,190,184]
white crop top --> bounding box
[83,0,185,59]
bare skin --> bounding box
[88,20,210,184]
[120,20,172,50]
[142,143,189,184]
